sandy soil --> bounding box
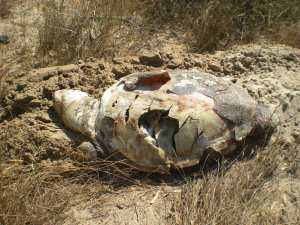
[0,1,299,224]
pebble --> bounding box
[139,53,164,64]
[208,63,222,72]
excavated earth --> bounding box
[1,41,300,223]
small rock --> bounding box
[247,88,259,99]
[272,56,278,62]
[58,64,79,74]
[261,66,271,71]
[166,53,174,60]
[17,80,27,89]
[241,57,254,68]
[77,141,98,160]
[112,65,133,77]
[112,58,124,64]
[233,62,245,71]
[167,59,181,68]
[249,65,255,71]
[159,52,168,61]
[23,153,35,163]
[98,62,105,70]
[14,93,36,103]
[286,63,293,70]
[223,63,233,74]
[284,53,299,62]
[29,99,42,106]
[184,61,193,69]
[292,129,300,139]
[281,131,295,146]
[257,57,268,62]
[258,88,269,97]
[0,35,10,44]
[35,114,52,123]
[84,62,99,70]
[233,55,244,62]
[116,204,125,209]
[139,53,164,65]
[208,63,222,72]
[193,59,204,67]
[243,51,257,57]
[29,67,58,82]
[130,57,140,64]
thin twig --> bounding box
[150,189,161,205]
[86,0,91,13]
[0,214,26,217]
[46,24,76,33]
[64,0,84,18]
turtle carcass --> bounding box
[53,70,278,172]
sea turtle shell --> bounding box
[95,70,258,171]
[121,70,258,141]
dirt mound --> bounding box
[1,42,300,224]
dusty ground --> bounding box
[1,1,300,224]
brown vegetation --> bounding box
[0,0,11,19]
[36,0,300,66]
[172,143,300,224]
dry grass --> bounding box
[36,0,300,66]
[270,22,300,48]
[0,156,149,224]
[37,0,150,65]
[0,146,141,224]
[171,143,300,224]
[0,0,11,18]
[0,162,108,224]
[142,0,300,51]
[1,137,299,224]
[1,1,299,68]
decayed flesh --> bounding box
[53,90,104,156]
